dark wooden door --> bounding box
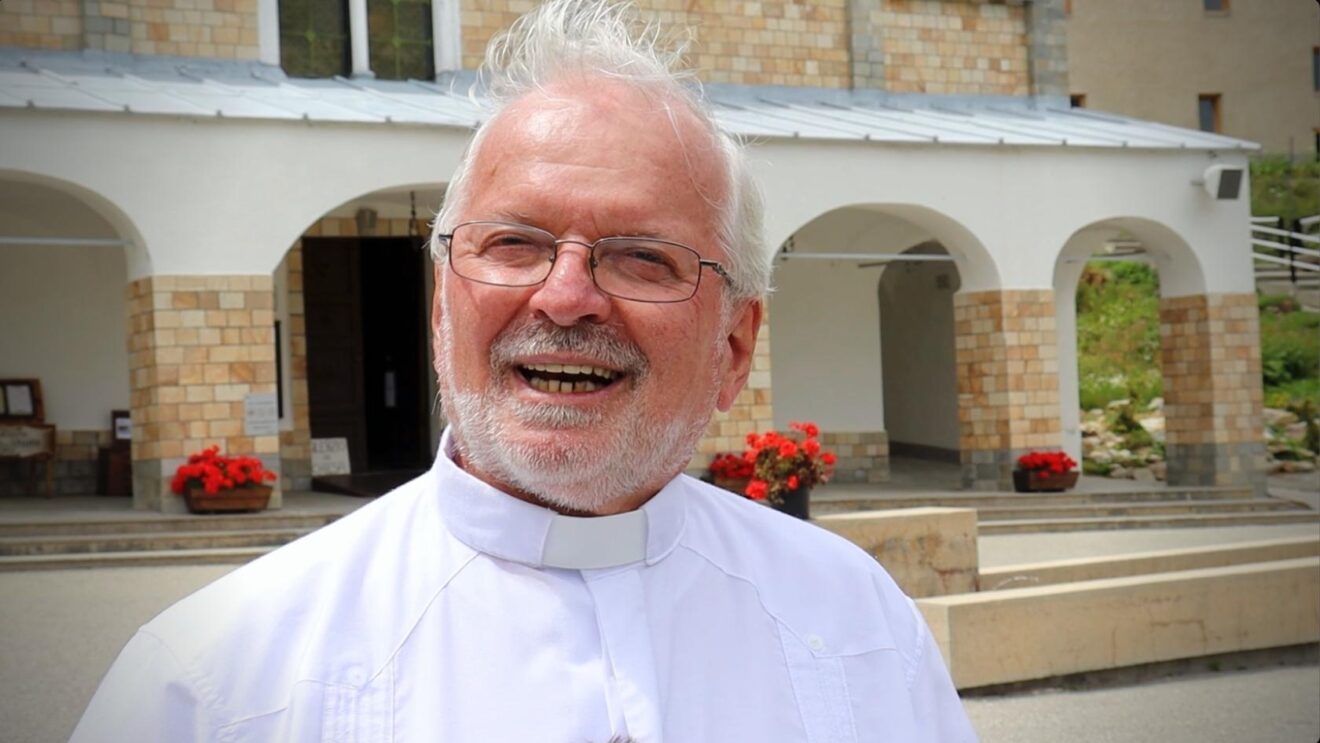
[304,238,369,473]
[304,237,429,475]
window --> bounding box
[1203,0,1227,11]
[368,0,435,81]
[279,0,351,78]
[1197,94,1221,133]
[1069,93,1086,109]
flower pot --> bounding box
[184,485,272,513]
[1012,469,1079,493]
[774,485,811,520]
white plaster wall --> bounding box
[879,257,961,451]
[0,244,130,429]
[769,258,885,432]
[750,141,1254,296]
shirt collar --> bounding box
[431,428,686,570]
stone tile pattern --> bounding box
[461,0,853,89]
[0,429,111,496]
[0,0,83,50]
[126,274,279,510]
[822,430,890,484]
[688,310,774,474]
[1024,0,1067,96]
[278,244,311,491]
[868,0,1030,95]
[954,289,1062,490]
[1158,293,1267,491]
[1,0,260,58]
[817,506,977,597]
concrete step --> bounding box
[975,499,1306,521]
[811,486,1256,515]
[979,510,1320,535]
[0,546,274,572]
[0,528,314,556]
[0,513,340,539]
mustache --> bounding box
[488,319,649,378]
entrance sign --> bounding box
[244,393,279,436]
[312,438,352,476]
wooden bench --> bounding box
[1,379,56,498]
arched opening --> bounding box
[0,174,142,497]
[1054,217,1209,483]
[274,185,445,496]
[768,204,992,489]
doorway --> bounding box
[303,237,430,483]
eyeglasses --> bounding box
[437,221,732,303]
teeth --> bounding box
[522,363,618,380]
[527,377,604,394]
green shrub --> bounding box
[1082,459,1113,476]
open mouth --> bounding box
[517,362,622,394]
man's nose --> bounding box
[527,242,613,326]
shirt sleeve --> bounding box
[69,630,216,743]
[904,598,979,743]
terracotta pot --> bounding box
[184,484,272,513]
[774,484,811,520]
[1012,469,1079,493]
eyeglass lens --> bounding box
[448,222,704,302]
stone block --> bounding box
[816,507,978,598]
[919,558,1320,689]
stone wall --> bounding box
[0,429,111,496]
[854,0,1031,95]
[1159,293,1267,491]
[0,0,259,58]
[821,430,889,484]
[461,0,852,88]
[954,289,1062,490]
[126,274,279,511]
[278,245,311,492]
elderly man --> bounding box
[73,2,976,741]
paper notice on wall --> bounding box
[312,438,352,476]
[0,426,49,458]
[244,393,279,436]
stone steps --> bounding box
[810,486,1256,515]
[0,527,314,557]
[0,546,274,572]
[974,499,1305,521]
[978,510,1320,535]
[0,513,339,539]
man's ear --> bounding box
[716,298,763,412]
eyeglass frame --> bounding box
[436,220,734,304]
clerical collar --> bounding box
[430,429,686,570]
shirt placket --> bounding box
[583,568,663,743]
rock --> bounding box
[1263,408,1299,428]
[1285,422,1308,440]
[1146,397,1164,411]
[1150,461,1167,481]
[1088,450,1113,465]
[1138,416,1164,434]
[1132,467,1157,482]
[1106,399,1131,410]
[1281,460,1317,473]
[1086,408,1103,419]
[1109,465,1131,479]
[1080,421,1103,436]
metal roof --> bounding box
[0,49,1260,152]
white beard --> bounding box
[436,292,724,514]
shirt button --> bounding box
[807,635,825,652]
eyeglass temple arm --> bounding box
[700,259,734,286]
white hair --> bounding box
[430,0,770,302]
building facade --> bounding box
[0,0,1268,510]
[1067,0,1320,157]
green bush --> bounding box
[1082,459,1113,476]
[1258,300,1320,386]
[1251,155,1320,222]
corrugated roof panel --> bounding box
[0,52,1261,152]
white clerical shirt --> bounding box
[72,430,977,742]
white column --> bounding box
[348,0,373,79]
[432,0,462,76]
[257,0,280,67]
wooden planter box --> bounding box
[184,485,272,514]
[1012,469,1079,493]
